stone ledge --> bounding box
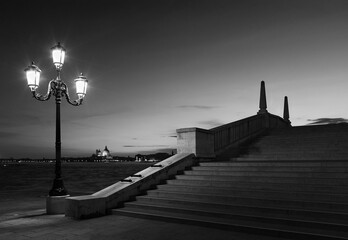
[65,153,196,219]
[47,195,69,215]
[65,195,105,219]
[177,128,215,158]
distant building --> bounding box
[135,154,145,162]
[135,152,171,162]
[95,146,112,160]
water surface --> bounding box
[0,162,152,215]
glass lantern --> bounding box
[51,42,66,70]
[24,62,41,91]
[74,73,88,99]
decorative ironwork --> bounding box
[24,43,88,197]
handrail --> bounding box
[65,153,196,219]
[211,114,265,152]
[211,113,289,153]
[268,113,290,128]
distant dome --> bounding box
[102,146,110,157]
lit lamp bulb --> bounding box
[24,62,41,91]
[74,73,88,99]
[51,42,66,70]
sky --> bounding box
[1,0,348,158]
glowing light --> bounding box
[24,63,41,91]
[51,42,66,70]
[74,73,88,99]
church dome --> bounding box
[102,146,110,157]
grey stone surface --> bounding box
[176,127,215,158]
[65,153,196,219]
[46,195,69,215]
[0,211,265,240]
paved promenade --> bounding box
[0,208,232,240]
[0,208,288,240]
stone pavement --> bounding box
[0,209,286,240]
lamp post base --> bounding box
[49,178,68,196]
[46,195,69,215]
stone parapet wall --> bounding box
[176,128,215,159]
[176,113,290,159]
[65,153,196,219]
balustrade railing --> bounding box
[211,113,289,153]
[211,115,264,152]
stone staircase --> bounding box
[113,124,348,239]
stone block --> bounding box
[176,128,215,158]
[64,153,195,219]
[46,195,69,215]
[65,195,106,219]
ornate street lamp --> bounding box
[24,42,88,197]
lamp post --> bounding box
[24,42,88,197]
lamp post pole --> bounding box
[24,43,88,197]
[51,71,66,196]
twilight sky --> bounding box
[1,0,348,158]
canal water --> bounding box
[0,162,152,215]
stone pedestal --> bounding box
[65,195,106,219]
[176,127,215,159]
[46,195,69,215]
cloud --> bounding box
[307,118,348,125]
[160,130,177,138]
[198,119,225,128]
[176,105,218,110]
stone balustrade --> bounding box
[65,153,196,219]
[176,81,291,159]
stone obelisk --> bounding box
[283,96,291,125]
[257,81,268,114]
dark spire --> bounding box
[283,96,291,125]
[257,81,268,114]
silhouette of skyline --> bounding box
[1,0,348,158]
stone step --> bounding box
[175,174,348,185]
[256,141,348,146]
[156,184,348,203]
[240,150,348,153]
[184,170,348,178]
[232,157,348,161]
[265,137,348,141]
[250,144,348,149]
[252,142,348,146]
[246,151,348,157]
[146,190,348,213]
[269,126,348,135]
[167,179,348,193]
[199,160,348,167]
[254,140,348,145]
[254,141,348,145]
[268,133,348,138]
[113,204,348,239]
[264,133,348,137]
[251,145,348,151]
[268,134,348,138]
[255,137,348,142]
[260,133,348,138]
[192,166,348,173]
[233,151,344,156]
[132,196,348,224]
